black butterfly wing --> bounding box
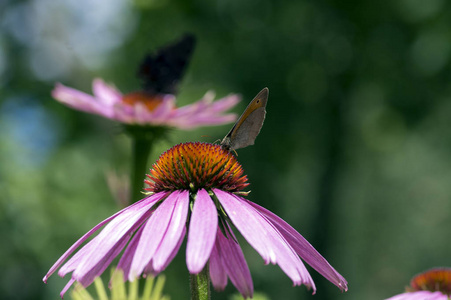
[138,34,196,94]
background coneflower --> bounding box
[52,80,239,130]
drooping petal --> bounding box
[59,236,129,297]
[386,291,448,300]
[247,201,348,292]
[55,193,164,298]
[60,193,166,280]
[76,236,130,287]
[44,214,115,283]
[43,192,166,283]
[129,191,181,280]
[209,242,227,291]
[60,278,76,298]
[214,189,315,291]
[213,190,273,263]
[116,215,186,283]
[92,78,122,106]
[116,223,146,281]
[152,190,189,272]
[215,227,253,299]
[145,226,187,276]
[186,189,218,274]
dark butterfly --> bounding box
[138,33,196,95]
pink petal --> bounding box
[212,190,272,263]
[60,278,76,298]
[199,91,216,104]
[117,222,185,281]
[112,104,135,123]
[116,223,146,281]
[52,83,110,117]
[129,191,182,280]
[215,227,253,298]
[208,94,241,113]
[174,114,237,128]
[171,93,213,117]
[386,291,448,300]
[44,215,114,283]
[214,189,315,291]
[120,95,175,125]
[186,189,218,274]
[133,103,153,125]
[248,201,348,292]
[56,196,159,298]
[167,92,239,128]
[149,95,176,120]
[76,237,130,287]
[92,78,122,106]
[61,193,166,279]
[43,192,166,283]
[145,226,187,276]
[152,190,189,272]
[209,242,227,291]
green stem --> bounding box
[130,137,153,204]
[190,266,210,300]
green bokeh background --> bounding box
[1,0,451,299]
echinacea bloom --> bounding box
[44,142,348,298]
[52,79,239,129]
[386,268,451,300]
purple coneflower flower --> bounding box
[44,142,348,298]
[52,79,239,129]
[387,268,451,300]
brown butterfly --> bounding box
[220,88,269,151]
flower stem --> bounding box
[190,266,210,300]
[130,137,152,204]
[126,125,169,205]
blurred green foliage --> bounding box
[1,0,451,299]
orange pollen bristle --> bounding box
[409,268,451,295]
[145,142,249,193]
[122,91,165,111]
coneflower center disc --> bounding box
[409,268,451,295]
[122,91,164,111]
[145,142,249,193]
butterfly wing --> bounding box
[138,34,196,94]
[221,88,268,150]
